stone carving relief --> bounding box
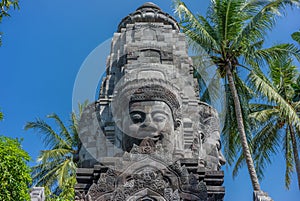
[76,2,225,201]
[75,157,212,201]
[190,104,226,170]
[112,79,182,158]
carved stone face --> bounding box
[204,133,226,170]
[122,101,175,152]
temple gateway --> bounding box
[75,3,226,201]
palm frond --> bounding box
[243,40,264,60]
[25,119,67,148]
[269,57,293,85]
[249,103,274,112]
[250,43,300,66]
[70,112,79,149]
[292,30,300,45]
[28,102,87,195]
[173,0,218,50]
[292,75,300,102]
[56,159,76,187]
[197,14,218,42]
[236,0,299,49]
[37,148,73,164]
[72,101,88,148]
[249,108,278,122]
[232,151,246,178]
[211,0,245,42]
[295,126,300,150]
[31,160,63,188]
[232,103,279,180]
[252,120,281,180]
[269,55,298,100]
[249,70,300,131]
[200,73,223,104]
[292,101,300,111]
[192,55,223,104]
[47,113,73,146]
[78,100,89,116]
[173,0,300,190]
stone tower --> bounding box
[75,3,225,201]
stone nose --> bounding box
[140,114,156,129]
[219,152,226,165]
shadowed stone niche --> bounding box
[75,2,225,201]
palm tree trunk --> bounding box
[225,64,261,191]
[289,124,300,190]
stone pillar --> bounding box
[30,187,45,201]
[75,2,226,201]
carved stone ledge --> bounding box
[253,191,273,201]
[76,157,225,201]
[118,2,179,32]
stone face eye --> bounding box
[216,140,221,150]
[130,112,145,124]
[152,113,167,123]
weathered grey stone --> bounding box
[30,187,45,201]
[253,191,273,201]
[76,2,225,201]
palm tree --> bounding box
[247,55,300,189]
[173,0,300,191]
[25,102,87,199]
[0,0,19,46]
[292,30,300,45]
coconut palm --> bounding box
[292,30,300,45]
[292,30,300,102]
[246,55,300,189]
[173,0,300,191]
[25,102,87,199]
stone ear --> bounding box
[199,131,205,140]
[175,119,181,129]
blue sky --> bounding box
[0,0,299,200]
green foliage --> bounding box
[247,55,300,189]
[249,67,300,132]
[0,0,19,45]
[0,0,19,19]
[222,75,253,165]
[25,101,88,200]
[0,136,32,201]
[43,177,76,201]
[292,30,300,45]
[174,0,300,162]
[192,54,224,104]
[174,0,300,191]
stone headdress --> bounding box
[111,78,182,128]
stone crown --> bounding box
[117,2,180,32]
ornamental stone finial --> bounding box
[118,2,179,32]
[136,2,161,10]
